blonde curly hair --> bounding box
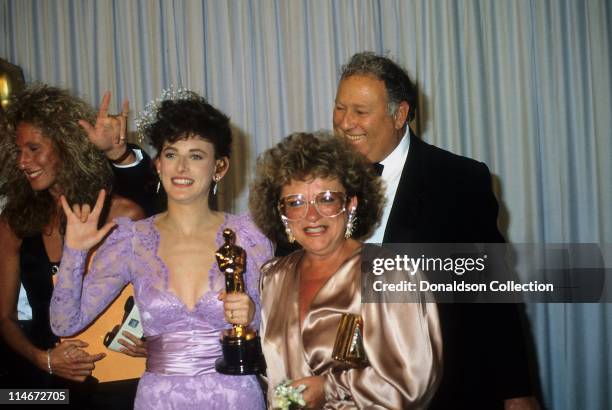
[1,84,113,237]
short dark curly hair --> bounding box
[340,51,418,123]
[249,132,385,246]
[145,92,231,159]
[1,84,113,237]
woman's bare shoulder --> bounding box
[0,213,22,251]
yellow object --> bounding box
[0,75,10,110]
[75,284,146,381]
[52,278,146,382]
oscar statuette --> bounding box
[214,228,266,375]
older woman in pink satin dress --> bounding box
[250,132,442,409]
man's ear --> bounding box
[394,101,410,129]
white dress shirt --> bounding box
[112,147,144,168]
[366,128,410,243]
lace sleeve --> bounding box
[50,218,134,336]
[235,213,274,332]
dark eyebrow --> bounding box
[334,100,369,110]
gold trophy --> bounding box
[214,228,266,375]
[332,313,369,367]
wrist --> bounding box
[33,347,49,371]
[46,348,54,374]
[107,147,133,164]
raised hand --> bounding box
[60,190,116,251]
[47,339,106,382]
[79,91,130,159]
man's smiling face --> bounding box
[333,74,406,163]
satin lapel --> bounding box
[262,252,306,382]
[287,254,310,379]
[383,131,426,243]
[301,250,362,374]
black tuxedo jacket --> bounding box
[384,132,504,244]
[385,132,532,409]
[111,144,164,216]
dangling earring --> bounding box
[156,171,161,194]
[212,175,219,196]
[345,207,357,239]
[281,216,295,243]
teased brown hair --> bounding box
[249,131,385,246]
[1,84,113,237]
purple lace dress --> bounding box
[50,214,272,410]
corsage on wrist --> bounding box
[272,380,306,410]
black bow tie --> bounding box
[373,162,384,176]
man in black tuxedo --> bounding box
[333,52,539,409]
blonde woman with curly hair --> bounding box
[0,84,143,405]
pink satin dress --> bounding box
[260,247,442,409]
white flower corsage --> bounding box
[272,379,307,409]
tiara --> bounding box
[135,87,198,140]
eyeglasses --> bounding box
[278,191,347,221]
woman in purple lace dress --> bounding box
[50,92,271,409]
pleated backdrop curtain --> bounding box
[1,1,610,409]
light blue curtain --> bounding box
[1,1,610,408]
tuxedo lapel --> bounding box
[383,131,426,243]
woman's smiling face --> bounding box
[156,135,227,205]
[16,122,61,193]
